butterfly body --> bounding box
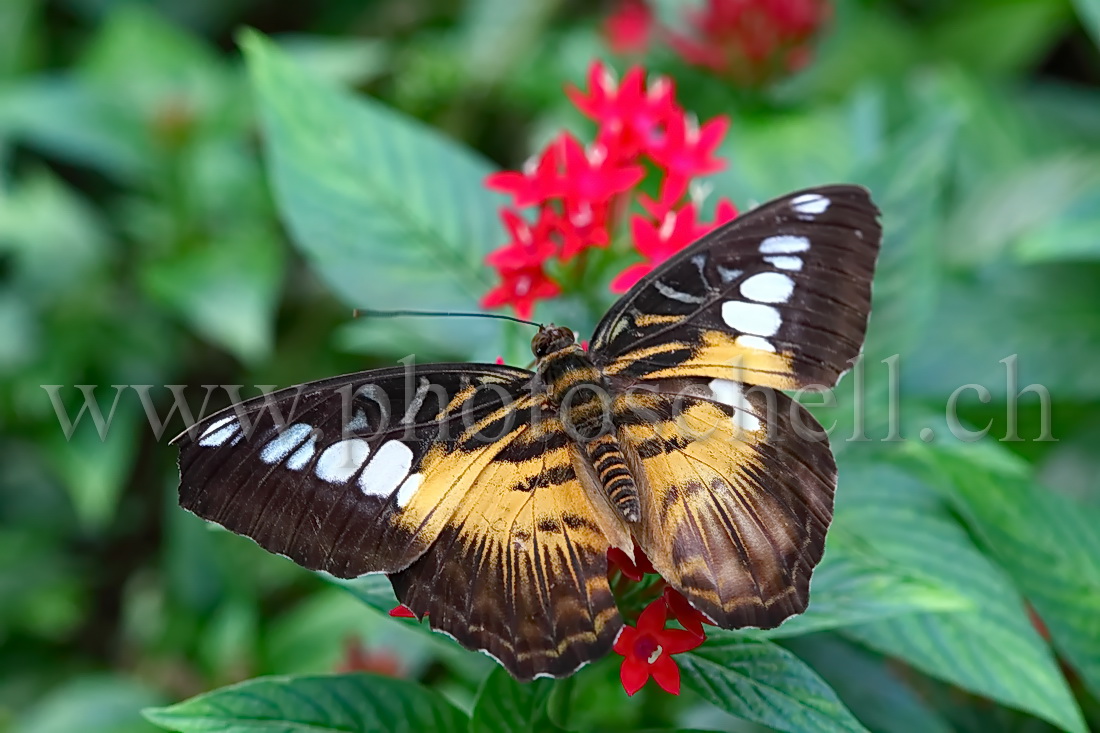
[533,328,642,522]
[176,184,883,681]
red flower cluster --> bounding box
[604,0,831,86]
[481,61,736,318]
[607,545,716,696]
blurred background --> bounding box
[2,0,1100,731]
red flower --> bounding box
[480,60,732,319]
[480,265,561,320]
[557,134,644,209]
[567,63,677,157]
[603,0,654,55]
[485,145,562,207]
[486,209,557,271]
[389,604,416,618]
[648,113,729,201]
[664,586,716,639]
[608,543,657,581]
[668,0,831,86]
[611,205,702,292]
[614,597,704,695]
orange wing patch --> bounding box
[605,330,800,390]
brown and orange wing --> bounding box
[176,364,630,680]
[590,185,882,390]
[390,416,632,680]
[614,379,835,629]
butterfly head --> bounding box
[531,324,576,359]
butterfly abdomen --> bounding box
[585,435,640,523]
[536,344,641,523]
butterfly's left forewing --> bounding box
[177,363,631,680]
[176,364,537,578]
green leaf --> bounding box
[1073,0,1100,48]
[680,633,869,733]
[42,403,141,533]
[0,167,108,304]
[469,668,559,733]
[274,35,390,88]
[141,226,284,364]
[786,635,953,733]
[928,1,1072,75]
[904,263,1100,400]
[852,108,956,362]
[338,574,399,615]
[899,443,1100,701]
[143,674,467,733]
[760,540,970,639]
[839,461,1087,733]
[18,676,163,733]
[242,29,506,357]
[944,154,1100,267]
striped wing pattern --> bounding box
[612,379,836,628]
[176,184,883,681]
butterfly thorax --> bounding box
[533,330,641,523]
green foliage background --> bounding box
[1,1,1099,731]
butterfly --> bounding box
[176,184,882,681]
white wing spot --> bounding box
[717,266,742,283]
[740,272,794,304]
[198,416,239,447]
[722,301,781,336]
[759,235,810,254]
[346,409,369,432]
[708,379,762,432]
[736,334,776,353]
[359,440,414,499]
[765,255,803,271]
[395,472,424,508]
[286,433,318,471]
[653,279,705,304]
[791,193,830,215]
[316,439,371,484]
[260,423,312,464]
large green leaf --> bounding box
[242,30,507,359]
[786,635,953,733]
[904,263,1100,400]
[143,674,467,733]
[899,442,1100,700]
[761,539,970,639]
[679,633,868,733]
[839,461,1086,733]
[851,109,955,363]
[468,668,559,733]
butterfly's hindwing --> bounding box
[390,417,632,680]
[613,379,835,628]
[590,185,882,389]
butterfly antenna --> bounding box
[353,308,541,329]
